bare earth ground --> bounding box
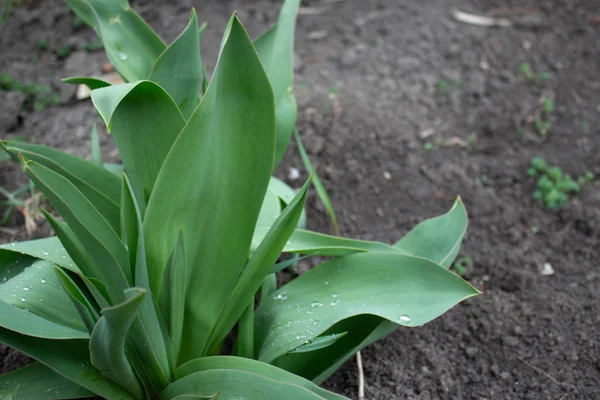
[1,0,599,399]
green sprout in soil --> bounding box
[424,142,433,151]
[519,63,552,81]
[530,225,539,234]
[0,0,23,22]
[452,256,472,277]
[527,157,595,209]
[0,72,60,111]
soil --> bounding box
[1,0,599,399]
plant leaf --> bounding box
[143,15,275,362]
[23,159,131,303]
[64,0,166,82]
[206,180,310,353]
[149,9,201,119]
[393,198,468,268]
[91,81,186,210]
[251,228,404,256]
[0,362,95,400]
[288,332,348,354]
[160,227,186,365]
[55,267,99,334]
[90,124,103,167]
[62,76,111,90]
[124,173,172,389]
[42,211,95,279]
[0,328,136,399]
[173,356,347,400]
[295,129,339,235]
[0,252,87,335]
[89,288,145,399]
[255,252,479,363]
[274,315,395,384]
[267,176,306,228]
[254,0,301,167]
[0,237,77,272]
[0,300,87,340]
[2,141,121,232]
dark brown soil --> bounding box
[1,0,599,399]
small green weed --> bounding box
[519,63,552,81]
[527,157,595,209]
[437,78,461,94]
[0,72,60,111]
[452,256,472,277]
[423,142,433,151]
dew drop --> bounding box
[40,279,46,284]
[22,287,29,291]
[273,292,288,301]
[310,301,323,308]
[20,298,26,302]
[330,300,340,306]
[312,320,319,326]
[332,293,338,298]
[10,241,16,247]
[42,250,49,256]
[399,315,411,323]
[324,281,329,285]
[118,52,128,61]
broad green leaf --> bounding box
[64,0,166,82]
[394,198,468,268]
[0,237,77,272]
[0,300,87,339]
[295,129,339,235]
[90,124,102,167]
[174,356,347,400]
[268,176,306,228]
[23,160,130,303]
[0,362,95,400]
[92,81,185,209]
[289,332,348,354]
[164,369,333,400]
[143,15,275,362]
[0,257,87,334]
[206,180,310,353]
[55,268,99,334]
[62,76,111,90]
[255,252,479,363]
[0,327,136,400]
[2,141,121,231]
[149,9,201,119]
[90,288,145,399]
[160,228,186,365]
[255,0,301,167]
[251,228,404,256]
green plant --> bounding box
[527,157,594,209]
[0,0,23,22]
[519,63,551,81]
[0,73,60,112]
[0,0,479,398]
[452,256,472,277]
